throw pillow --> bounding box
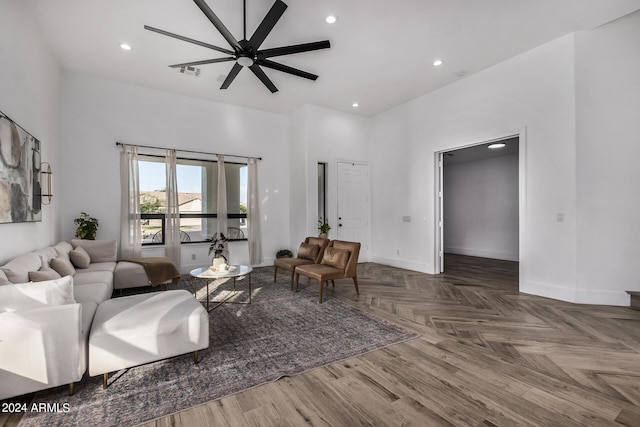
[297,243,320,261]
[0,275,75,313]
[321,247,350,270]
[29,269,62,282]
[50,257,76,277]
[0,270,10,286]
[69,246,91,269]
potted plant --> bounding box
[208,233,229,268]
[276,249,293,259]
[318,218,331,238]
[74,212,99,240]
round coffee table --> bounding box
[190,265,253,312]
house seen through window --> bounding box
[139,156,247,245]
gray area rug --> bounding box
[20,267,418,427]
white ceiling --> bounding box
[24,0,640,117]
[443,137,519,165]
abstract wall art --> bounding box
[0,110,42,223]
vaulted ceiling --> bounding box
[25,0,640,116]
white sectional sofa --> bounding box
[0,239,117,400]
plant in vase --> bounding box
[276,249,293,259]
[318,218,331,238]
[74,212,99,240]
[208,232,229,269]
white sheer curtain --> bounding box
[165,149,181,268]
[119,144,141,259]
[247,157,262,265]
[216,155,228,239]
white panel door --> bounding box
[337,162,370,258]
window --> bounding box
[318,162,327,223]
[138,155,247,245]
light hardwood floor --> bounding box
[4,255,640,426]
[140,255,640,426]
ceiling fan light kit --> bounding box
[145,0,331,93]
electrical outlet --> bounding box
[556,213,565,223]
[397,249,400,256]
[191,254,196,261]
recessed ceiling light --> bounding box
[433,59,443,67]
[488,143,506,149]
[325,15,338,24]
[120,43,132,51]
[352,102,359,108]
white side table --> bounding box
[189,265,253,312]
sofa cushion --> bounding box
[31,247,58,263]
[0,276,75,313]
[71,239,117,263]
[73,282,112,305]
[73,270,114,288]
[69,246,91,269]
[1,253,42,284]
[297,243,320,261]
[79,262,117,273]
[50,257,76,277]
[53,241,74,260]
[321,247,350,270]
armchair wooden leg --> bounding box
[290,270,296,291]
[331,280,336,288]
[69,382,75,396]
[103,373,108,389]
[318,280,324,303]
[273,266,278,283]
[194,350,200,364]
[353,276,360,295]
[294,272,300,292]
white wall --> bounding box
[0,1,61,264]
[575,10,640,305]
[444,154,519,261]
[288,107,309,251]
[60,73,289,272]
[370,34,579,299]
[289,105,372,259]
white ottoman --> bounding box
[89,290,209,388]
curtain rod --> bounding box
[115,142,262,161]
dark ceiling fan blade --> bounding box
[169,57,235,68]
[248,0,288,50]
[257,40,330,59]
[257,59,318,81]
[220,63,243,89]
[144,25,234,55]
[192,0,242,51]
[249,64,278,93]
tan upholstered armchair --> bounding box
[293,240,361,303]
[273,237,330,289]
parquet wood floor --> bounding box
[4,255,640,426]
[141,255,640,426]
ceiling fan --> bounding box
[145,0,330,93]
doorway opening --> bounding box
[434,133,525,290]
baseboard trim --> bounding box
[521,281,631,306]
[369,256,431,274]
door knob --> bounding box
[339,224,343,227]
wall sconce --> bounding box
[40,162,53,205]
